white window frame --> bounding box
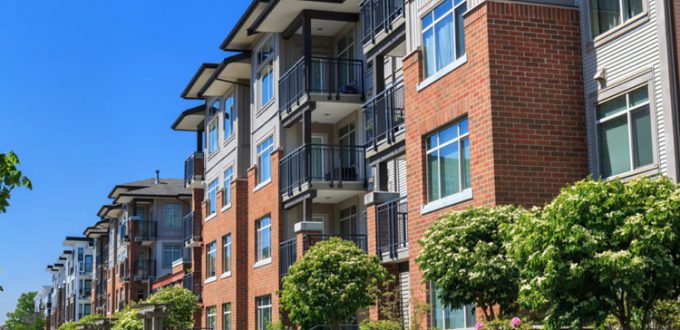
[256,136,275,186]
[257,37,275,109]
[206,306,217,330]
[425,118,470,202]
[222,166,234,210]
[224,93,235,143]
[162,203,182,229]
[420,0,467,80]
[207,179,218,217]
[162,243,183,268]
[430,283,476,330]
[207,101,219,155]
[206,241,217,282]
[256,295,272,330]
[588,0,647,39]
[222,234,232,277]
[222,303,232,330]
[255,217,272,264]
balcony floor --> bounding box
[282,93,363,126]
[282,180,366,206]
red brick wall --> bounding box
[403,2,586,328]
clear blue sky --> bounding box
[0,0,248,321]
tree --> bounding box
[4,291,46,330]
[508,177,680,330]
[57,322,76,330]
[143,286,198,330]
[76,313,105,327]
[280,237,389,329]
[417,206,525,320]
[0,151,31,214]
[112,306,142,330]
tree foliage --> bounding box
[57,322,76,330]
[76,313,105,327]
[507,177,680,330]
[143,286,198,330]
[4,291,45,330]
[280,237,389,328]
[112,306,142,330]
[0,151,31,214]
[417,206,525,320]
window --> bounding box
[222,234,232,275]
[590,0,644,37]
[422,0,467,78]
[596,85,653,177]
[224,94,235,141]
[208,179,218,216]
[79,279,92,298]
[206,306,217,330]
[257,38,275,107]
[257,136,274,184]
[208,103,219,154]
[426,118,470,202]
[163,244,183,268]
[337,29,356,88]
[256,296,272,330]
[431,284,476,330]
[163,203,182,229]
[256,217,271,262]
[206,241,217,279]
[223,167,234,208]
[222,303,232,330]
[83,255,93,274]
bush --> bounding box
[76,313,105,327]
[112,306,142,330]
[359,320,402,330]
[57,322,77,330]
[143,286,198,330]
[481,317,533,330]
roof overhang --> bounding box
[247,0,360,36]
[171,105,206,132]
[198,52,252,98]
[220,0,271,51]
[114,193,192,205]
[97,204,122,218]
[181,63,219,100]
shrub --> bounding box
[359,320,402,330]
[112,306,142,330]
[143,286,198,330]
[57,322,77,330]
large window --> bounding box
[257,38,274,108]
[426,118,470,202]
[597,85,653,177]
[590,0,644,37]
[422,0,467,79]
[431,284,476,330]
[222,234,232,275]
[208,179,218,216]
[208,102,219,154]
[162,244,183,268]
[223,167,234,208]
[206,241,217,279]
[206,306,217,330]
[222,303,232,330]
[163,203,182,229]
[257,136,274,184]
[256,295,272,330]
[256,217,271,262]
[224,94,235,141]
[83,255,93,274]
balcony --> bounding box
[183,211,202,248]
[279,56,364,127]
[130,220,157,244]
[182,273,199,298]
[364,80,405,155]
[302,233,368,253]
[280,144,368,207]
[376,198,408,262]
[184,151,205,189]
[279,238,297,279]
[360,0,405,50]
[134,259,156,281]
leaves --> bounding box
[144,286,198,330]
[4,291,46,330]
[0,151,31,214]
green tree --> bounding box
[76,313,105,327]
[143,286,198,330]
[4,291,46,330]
[280,237,389,329]
[57,322,76,330]
[0,151,31,214]
[508,177,680,330]
[417,206,525,320]
[111,306,142,330]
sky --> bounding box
[0,0,249,322]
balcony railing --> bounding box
[364,80,405,149]
[279,56,364,115]
[184,151,205,188]
[130,220,157,242]
[280,144,367,197]
[134,259,156,280]
[360,0,405,45]
[183,273,199,297]
[376,197,408,259]
[183,211,202,246]
[302,234,368,252]
[279,238,297,278]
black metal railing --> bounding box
[135,259,156,279]
[302,234,368,252]
[183,211,202,245]
[184,151,205,188]
[360,0,405,45]
[364,80,405,149]
[376,197,408,259]
[130,220,157,241]
[280,144,367,197]
[183,273,197,296]
[279,238,297,278]
[279,56,364,115]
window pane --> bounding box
[263,227,271,259]
[597,94,627,119]
[462,137,471,189]
[629,86,649,107]
[435,14,454,71]
[423,28,436,78]
[465,304,477,327]
[632,106,653,168]
[624,0,643,19]
[434,0,453,19]
[591,0,621,37]
[444,306,466,329]
[440,141,460,197]
[428,151,440,201]
[598,116,631,177]
[422,13,433,29]
[455,3,467,59]
[439,123,459,142]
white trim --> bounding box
[421,188,473,215]
[205,213,217,222]
[253,178,272,192]
[220,271,232,279]
[221,204,232,212]
[417,55,467,92]
[204,276,217,284]
[253,258,272,269]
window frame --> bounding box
[207,101,220,155]
[162,203,182,229]
[206,241,217,281]
[419,0,468,81]
[256,135,275,185]
[255,295,272,330]
[206,306,217,330]
[162,243,183,268]
[207,179,219,217]
[222,234,232,276]
[430,282,476,330]
[255,216,272,264]
[222,303,232,330]
[223,166,234,209]
[224,93,235,143]
[587,0,647,41]
[425,117,471,203]
[256,37,275,109]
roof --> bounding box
[107,178,191,204]
[198,52,252,98]
[171,104,206,132]
[220,0,271,51]
[181,63,219,100]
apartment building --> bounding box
[92,176,192,316]
[34,286,52,330]
[46,262,65,329]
